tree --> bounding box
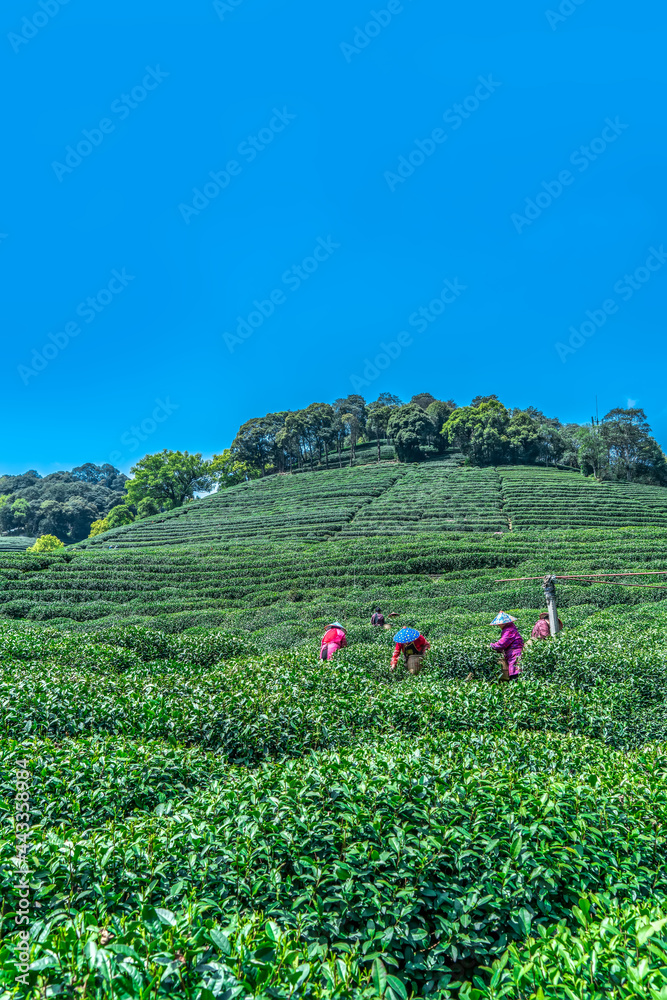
[71,463,127,491]
[576,425,607,479]
[367,402,394,462]
[305,403,335,468]
[28,534,64,553]
[341,413,361,464]
[37,500,68,539]
[0,496,10,533]
[376,392,402,407]
[334,396,367,465]
[231,414,288,476]
[471,394,499,407]
[537,422,566,466]
[62,497,99,541]
[88,518,110,537]
[0,465,129,541]
[106,504,135,528]
[600,408,665,482]
[275,421,303,473]
[137,497,161,518]
[210,449,260,489]
[411,392,437,411]
[442,400,510,464]
[387,404,433,462]
[507,411,542,463]
[281,411,310,470]
[426,400,455,433]
[10,498,30,528]
[125,451,213,508]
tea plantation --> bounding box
[2,463,667,998]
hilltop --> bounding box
[79,460,667,551]
[1,459,667,637]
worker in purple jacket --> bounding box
[490,612,525,681]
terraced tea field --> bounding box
[3,464,667,998]
[500,466,667,529]
[0,536,36,553]
[77,463,667,551]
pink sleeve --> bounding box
[491,633,511,651]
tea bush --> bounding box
[3,467,667,997]
[2,732,667,998]
[475,895,667,999]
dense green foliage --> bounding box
[229,395,667,484]
[0,464,127,544]
[125,451,215,510]
[3,462,667,997]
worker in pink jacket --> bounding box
[490,612,524,681]
[531,612,563,639]
[320,622,347,661]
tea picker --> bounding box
[320,622,347,661]
[489,612,525,681]
[391,627,430,675]
[371,606,399,629]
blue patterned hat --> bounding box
[490,612,516,626]
[393,627,420,643]
[327,622,345,630]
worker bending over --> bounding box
[490,612,524,681]
[530,612,563,639]
[391,626,431,675]
[320,622,347,661]
[371,606,398,629]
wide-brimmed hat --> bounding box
[327,622,345,630]
[490,612,516,626]
[393,627,420,643]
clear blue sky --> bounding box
[2,0,666,475]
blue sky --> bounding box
[2,0,666,475]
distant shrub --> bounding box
[88,518,109,537]
[27,534,64,553]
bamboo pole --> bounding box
[494,570,667,582]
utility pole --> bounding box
[542,574,561,636]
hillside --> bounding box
[3,460,667,997]
[3,460,667,634]
[80,461,667,550]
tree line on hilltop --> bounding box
[2,393,665,545]
[228,392,667,484]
